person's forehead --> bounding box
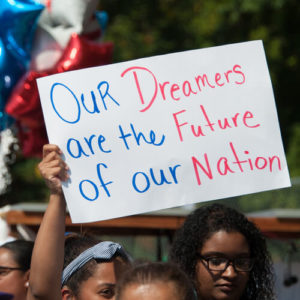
[0,248,15,265]
[122,282,178,300]
[87,261,117,283]
[201,230,250,254]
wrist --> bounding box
[49,192,66,208]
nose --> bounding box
[222,263,238,278]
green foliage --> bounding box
[287,124,300,177]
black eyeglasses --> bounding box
[0,266,24,277]
[197,255,253,272]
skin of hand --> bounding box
[38,144,69,194]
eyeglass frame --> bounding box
[0,266,25,277]
[197,254,254,272]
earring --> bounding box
[25,282,29,287]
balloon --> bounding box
[5,70,47,129]
[0,128,19,195]
[17,123,48,157]
[38,0,101,47]
[31,0,104,71]
[95,11,109,33]
[6,34,113,157]
[0,36,26,130]
[55,33,113,72]
[0,0,44,61]
[0,0,44,130]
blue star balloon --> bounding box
[95,11,109,33]
[0,0,44,130]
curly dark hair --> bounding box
[169,203,274,300]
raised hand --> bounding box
[38,144,69,195]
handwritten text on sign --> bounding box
[37,41,291,223]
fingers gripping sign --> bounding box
[39,144,69,194]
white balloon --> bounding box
[31,0,102,71]
[0,128,18,195]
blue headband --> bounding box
[61,241,131,286]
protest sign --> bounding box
[37,40,291,223]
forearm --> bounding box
[27,193,66,300]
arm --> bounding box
[27,144,69,300]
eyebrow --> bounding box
[201,252,250,257]
[97,283,115,288]
[0,266,23,270]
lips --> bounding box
[216,283,235,293]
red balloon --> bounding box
[5,70,47,128]
[5,34,113,157]
[17,122,48,157]
[56,33,113,72]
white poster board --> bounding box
[37,40,291,223]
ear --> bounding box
[23,270,30,288]
[62,286,76,300]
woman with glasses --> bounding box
[0,240,34,300]
[169,203,274,300]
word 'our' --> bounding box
[50,81,119,124]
